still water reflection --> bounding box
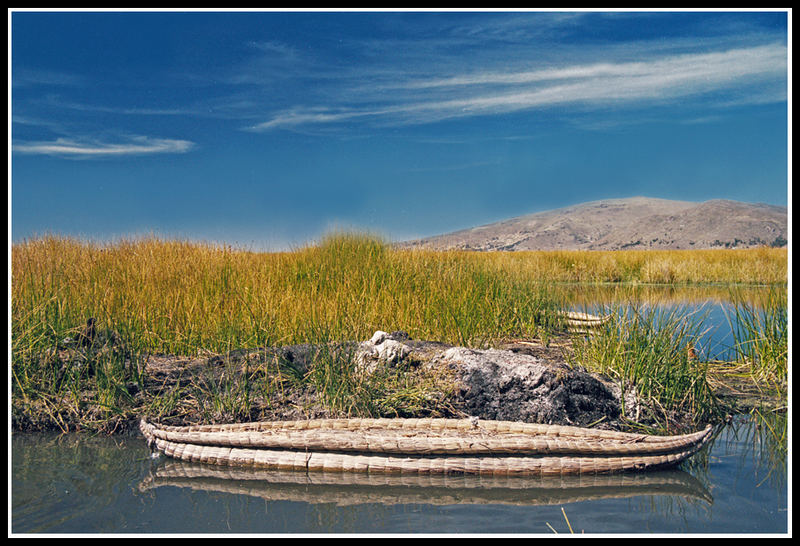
[557,283,785,362]
[10,414,787,534]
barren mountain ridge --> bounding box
[399,197,787,251]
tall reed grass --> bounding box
[569,303,723,430]
[11,234,786,352]
[10,233,562,429]
[12,233,585,354]
[475,246,787,285]
[11,232,786,431]
[724,287,788,392]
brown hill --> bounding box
[399,197,787,251]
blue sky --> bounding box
[10,9,790,250]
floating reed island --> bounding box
[140,417,713,477]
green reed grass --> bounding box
[570,303,723,430]
[302,339,457,418]
[724,288,788,392]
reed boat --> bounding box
[140,418,713,477]
[561,311,613,333]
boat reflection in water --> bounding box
[139,460,714,507]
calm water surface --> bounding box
[10,414,788,535]
[562,283,786,361]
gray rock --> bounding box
[358,330,629,428]
[436,346,621,427]
[355,330,413,374]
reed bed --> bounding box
[11,232,573,354]
[723,287,788,392]
[569,303,723,429]
[11,234,786,351]
[472,246,787,285]
[11,232,787,432]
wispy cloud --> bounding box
[11,67,85,88]
[247,109,373,132]
[250,42,787,132]
[396,44,784,91]
[13,135,195,158]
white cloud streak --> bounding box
[13,136,195,157]
[401,44,784,90]
[252,43,787,131]
[248,109,374,132]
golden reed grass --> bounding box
[12,233,787,355]
[11,232,786,432]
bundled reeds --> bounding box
[139,417,714,476]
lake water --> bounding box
[560,283,785,362]
[10,413,788,535]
